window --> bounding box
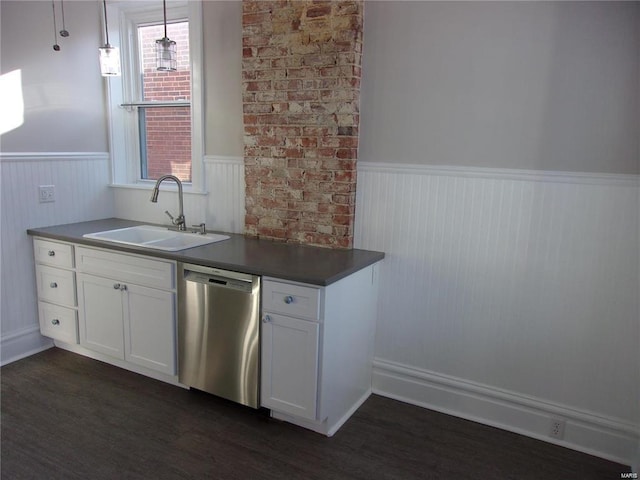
[105,1,203,190]
[138,22,191,181]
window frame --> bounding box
[105,0,204,192]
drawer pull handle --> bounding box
[263,315,271,323]
[49,282,58,288]
[48,250,56,257]
[284,295,294,304]
[113,283,121,290]
[51,319,60,325]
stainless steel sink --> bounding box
[83,225,229,251]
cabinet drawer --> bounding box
[34,238,74,268]
[35,265,76,306]
[263,279,321,321]
[76,247,174,290]
[39,302,78,344]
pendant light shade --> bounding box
[99,0,120,76]
[156,37,177,71]
[156,0,177,71]
[99,45,121,76]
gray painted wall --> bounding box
[0,0,244,158]
[203,1,244,158]
[359,1,640,174]
[0,0,108,152]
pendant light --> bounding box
[99,0,120,77]
[156,0,177,71]
[59,0,69,37]
[51,0,61,51]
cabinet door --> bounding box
[124,284,176,375]
[261,312,319,420]
[77,273,125,359]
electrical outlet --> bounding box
[549,418,566,439]
[39,185,55,203]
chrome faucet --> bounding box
[150,175,186,231]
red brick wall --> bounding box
[140,22,192,181]
[242,0,363,248]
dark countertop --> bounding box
[27,218,384,286]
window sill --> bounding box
[108,183,208,196]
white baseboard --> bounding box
[1,326,53,366]
[373,358,638,466]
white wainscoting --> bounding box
[203,156,246,234]
[0,153,115,365]
[354,162,639,465]
[112,156,245,234]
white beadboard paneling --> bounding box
[204,156,246,234]
[112,156,245,234]
[0,326,53,365]
[111,185,209,232]
[354,161,639,463]
[0,153,114,364]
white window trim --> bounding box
[104,0,205,193]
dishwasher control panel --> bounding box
[182,266,255,294]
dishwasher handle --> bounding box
[182,266,258,294]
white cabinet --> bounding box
[34,238,74,268]
[262,281,320,320]
[35,265,76,306]
[124,282,175,373]
[261,312,319,420]
[75,247,177,376]
[261,280,321,420]
[77,273,125,358]
[33,238,78,344]
[38,300,78,345]
[31,232,380,436]
[261,262,380,436]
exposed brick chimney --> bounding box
[242,0,363,248]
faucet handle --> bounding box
[164,210,175,222]
[192,223,206,234]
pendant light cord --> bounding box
[163,0,168,39]
[102,0,110,45]
[51,0,58,41]
[60,0,66,31]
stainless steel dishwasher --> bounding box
[177,263,260,408]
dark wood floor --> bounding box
[1,348,629,479]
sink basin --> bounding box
[83,225,229,251]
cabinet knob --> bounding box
[284,295,294,304]
[120,284,128,292]
[263,315,271,323]
[51,319,60,325]
[47,250,56,257]
[113,283,121,290]
[49,282,58,288]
